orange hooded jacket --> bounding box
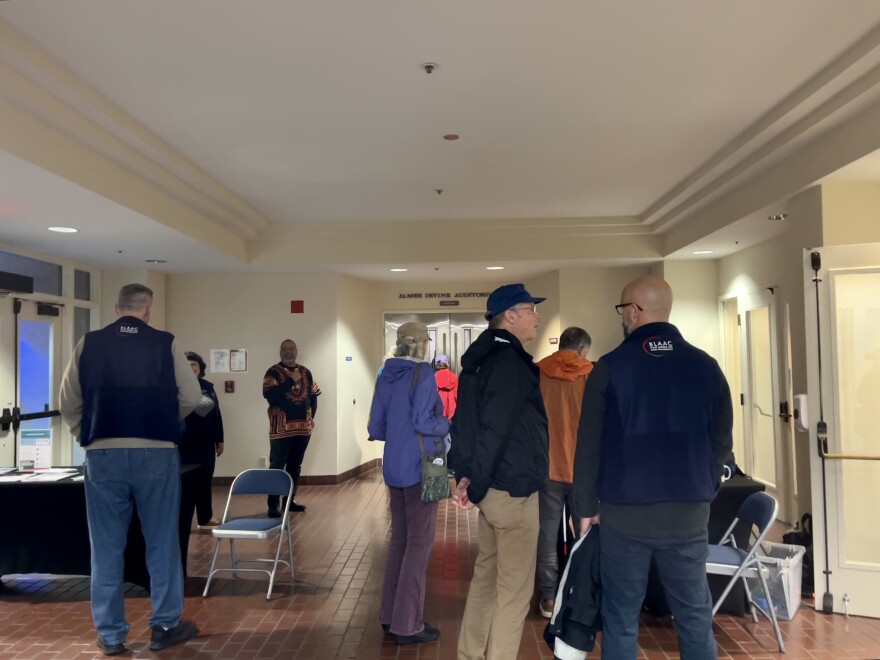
[536,349,593,483]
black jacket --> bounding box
[543,527,601,656]
[180,378,224,463]
[573,322,733,517]
[448,328,548,504]
[78,316,178,446]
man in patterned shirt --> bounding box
[263,339,321,517]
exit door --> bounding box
[805,244,880,618]
[736,289,794,522]
[0,297,63,468]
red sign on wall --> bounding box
[290,300,304,314]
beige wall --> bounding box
[718,186,824,520]
[821,183,880,246]
[558,265,654,359]
[525,270,561,362]
[664,260,720,359]
[336,275,383,473]
[146,271,167,331]
[165,272,340,478]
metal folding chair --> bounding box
[706,491,785,652]
[202,468,294,600]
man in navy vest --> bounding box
[60,283,202,656]
[573,276,733,659]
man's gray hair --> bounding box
[560,326,591,352]
[117,283,154,311]
[487,312,506,329]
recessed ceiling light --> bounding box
[48,226,78,233]
[692,250,714,255]
[145,259,167,264]
[486,266,505,270]
[390,268,408,272]
[443,134,460,141]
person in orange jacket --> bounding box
[535,326,593,618]
[433,354,458,419]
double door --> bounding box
[383,313,488,373]
[0,297,64,468]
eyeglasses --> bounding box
[614,302,643,315]
[508,304,538,314]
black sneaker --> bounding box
[267,507,282,518]
[96,637,127,656]
[289,500,306,512]
[396,624,440,645]
[149,620,199,651]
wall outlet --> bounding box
[258,456,268,468]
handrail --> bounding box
[819,450,880,461]
[818,430,880,460]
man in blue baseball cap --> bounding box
[449,283,549,659]
[483,282,547,321]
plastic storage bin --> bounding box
[747,541,806,621]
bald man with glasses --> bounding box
[573,276,733,659]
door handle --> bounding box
[778,400,792,423]
[753,403,774,418]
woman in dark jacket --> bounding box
[368,321,450,646]
[180,351,224,528]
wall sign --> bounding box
[210,348,249,373]
[398,291,490,299]
[19,429,51,470]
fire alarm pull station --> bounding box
[225,381,235,394]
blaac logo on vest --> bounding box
[117,325,139,335]
[642,337,673,356]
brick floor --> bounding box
[1,469,879,658]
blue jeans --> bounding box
[599,524,716,660]
[84,448,183,644]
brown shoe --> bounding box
[197,518,221,530]
[540,599,555,618]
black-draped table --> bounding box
[642,475,767,616]
[0,465,197,590]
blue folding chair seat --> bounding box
[706,491,785,653]
[202,468,294,600]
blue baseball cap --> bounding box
[485,283,546,320]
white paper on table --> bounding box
[23,472,74,482]
[0,467,16,475]
[0,475,25,482]
[34,468,78,474]
[70,475,85,482]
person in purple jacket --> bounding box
[368,321,450,646]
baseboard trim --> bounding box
[212,458,382,488]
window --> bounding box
[74,269,91,301]
[74,307,91,346]
[0,250,62,296]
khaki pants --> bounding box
[458,488,540,660]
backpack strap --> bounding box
[410,363,433,456]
